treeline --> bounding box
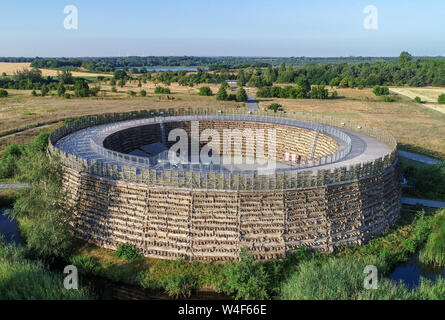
[239,52,445,88]
[20,54,444,73]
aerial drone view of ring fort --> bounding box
[1,53,445,300]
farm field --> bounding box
[0,62,109,78]
[390,87,445,114]
[255,88,445,159]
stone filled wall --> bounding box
[63,160,401,261]
[103,120,339,161]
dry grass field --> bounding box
[255,88,445,159]
[390,87,445,114]
[0,62,109,77]
[1,85,444,159]
[0,88,241,151]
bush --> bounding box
[0,144,23,179]
[69,255,99,275]
[0,89,8,97]
[438,94,445,104]
[198,86,213,96]
[139,89,147,97]
[220,247,269,300]
[154,86,170,94]
[63,93,71,99]
[383,96,395,102]
[236,87,248,102]
[164,274,198,299]
[89,86,100,96]
[414,96,422,103]
[215,85,228,101]
[310,85,329,99]
[267,103,283,112]
[111,86,117,93]
[74,79,90,97]
[115,243,141,261]
[331,90,339,99]
[126,90,136,97]
[373,85,390,96]
[420,210,445,267]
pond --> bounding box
[117,67,208,72]
[387,253,445,289]
[0,208,22,245]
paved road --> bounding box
[246,93,259,112]
[0,184,27,189]
[398,150,442,165]
[402,197,445,208]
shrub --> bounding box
[111,86,117,93]
[89,86,100,96]
[373,85,389,96]
[215,85,228,101]
[267,103,283,112]
[310,85,329,99]
[414,96,422,103]
[126,90,136,97]
[74,79,90,97]
[154,86,170,94]
[31,90,37,96]
[164,274,198,299]
[420,210,445,267]
[139,89,147,97]
[236,87,248,102]
[115,243,141,261]
[69,255,99,275]
[0,144,23,179]
[220,247,269,300]
[198,86,213,96]
[63,93,71,99]
[0,89,8,97]
[383,96,395,102]
[438,94,445,104]
[331,90,339,99]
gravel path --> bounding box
[398,150,442,165]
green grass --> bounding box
[420,210,445,267]
[0,240,90,300]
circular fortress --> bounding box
[49,108,401,261]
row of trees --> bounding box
[237,52,445,88]
[256,84,330,100]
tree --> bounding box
[40,85,49,97]
[310,85,329,99]
[58,70,74,84]
[439,94,445,104]
[57,84,66,97]
[198,86,213,96]
[74,79,90,97]
[113,70,127,80]
[398,51,413,65]
[295,75,311,93]
[9,132,75,259]
[0,89,8,97]
[373,85,389,96]
[236,87,248,102]
[215,85,228,101]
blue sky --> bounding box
[1,0,444,57]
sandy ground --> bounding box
[390,87,445,114]
[0,62,109,77]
